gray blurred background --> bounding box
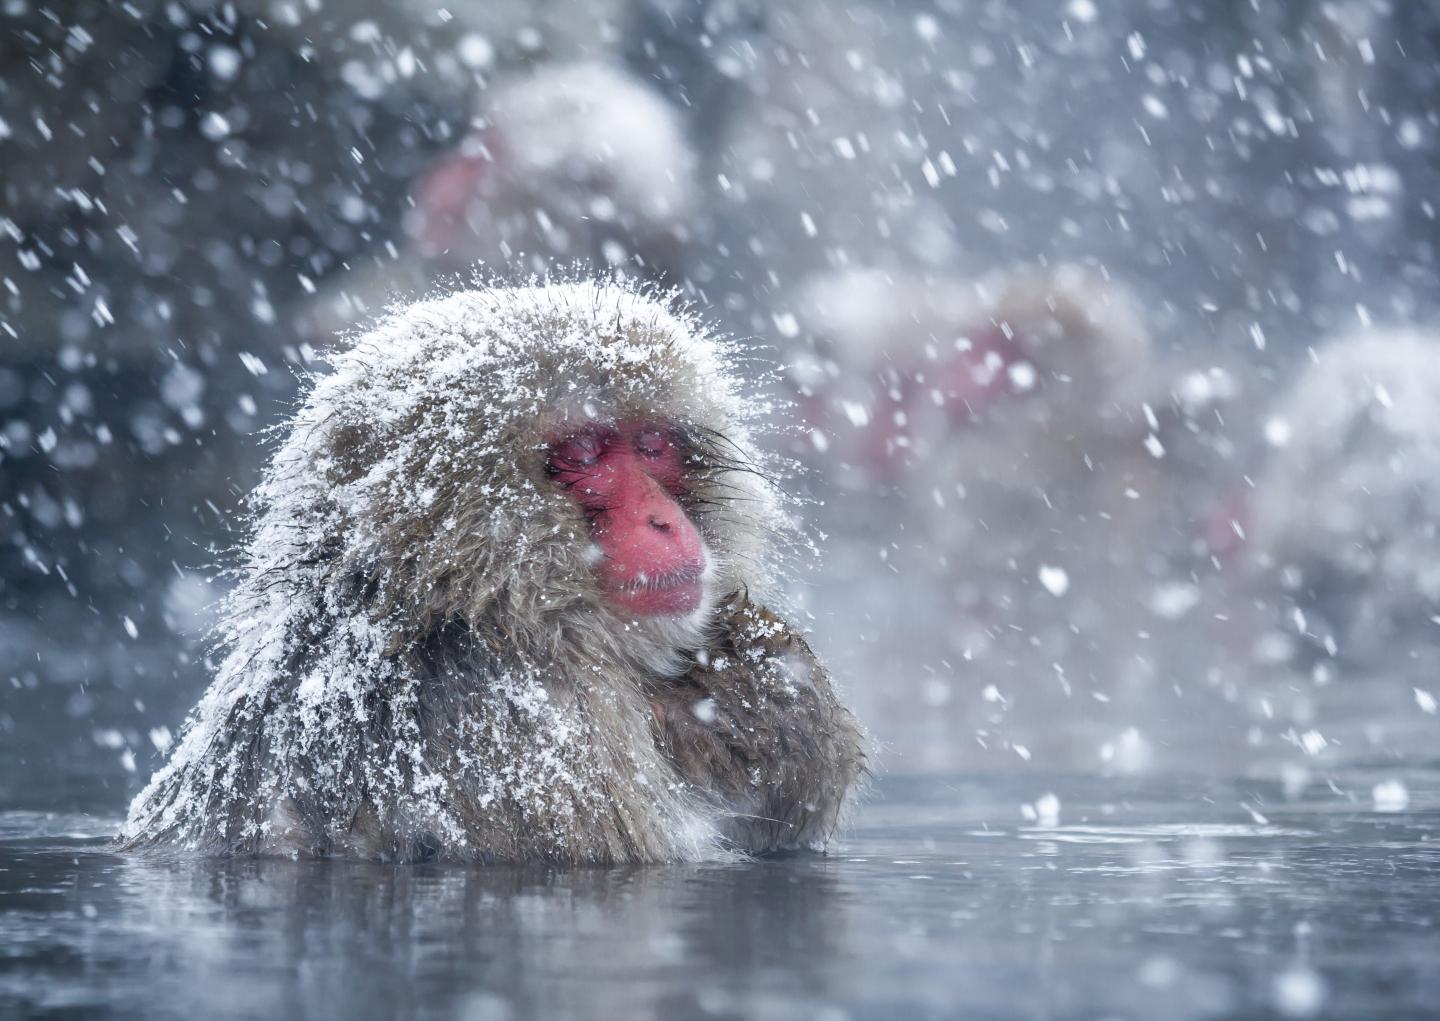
[5,0,1440,811]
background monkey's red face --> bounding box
[547,420,708,617]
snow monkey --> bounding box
[1244,330,1440,672]
[794,265,1165,610]
[790,264,1249,731]
[409,62,698,277]
[297,62,700,342]
[121,280,863,863]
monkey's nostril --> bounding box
[647,515,673,532]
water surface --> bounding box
[3,773,1437,1019]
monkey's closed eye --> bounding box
[548,429,610,471]
[634,427,675,458]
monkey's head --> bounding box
[791,263,1153,486]
[253,279,792,676]
[408,63,698,275]
[1245,330,1440,667]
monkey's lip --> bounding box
[606,566,706,616]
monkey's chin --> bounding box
[606,568,719,678]
[608,578,705,617]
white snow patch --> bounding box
[1297,730,1328,756]
[199,112,232,140]
[1371,779,1409,812]
[1038,565,1070,597]
[1148,581,1199,620]
[1272,967,1325,1018]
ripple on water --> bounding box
[1018,823,1319,845]
[1,774,1437,1020]
[0,811,118,843]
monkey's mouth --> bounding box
[605,563,707,616]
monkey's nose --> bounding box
[647,514,673,533]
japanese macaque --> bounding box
[121,279,863,863]
[789,264,1254,769]
[794,265,1164,615]
[299,61,700,342]
[410,61,697,276]
[1244,331,1440,671]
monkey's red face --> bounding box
[938,326,1031,418]
[547,421,708,617]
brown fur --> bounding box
[650,596,865,850]
[120,281,864,863]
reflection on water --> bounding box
[3,773,1438,1020]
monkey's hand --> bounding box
[648,595,865,853]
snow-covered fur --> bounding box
[1247,331,1440,665]
[121,280,862,863]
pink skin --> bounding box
[1201,490,1250,561]
[807,325,1029,480]
[409,132,502,256]
[936,326,1028,423]
[547,421,707,617]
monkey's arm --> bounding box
[650,596,865,852]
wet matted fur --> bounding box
[120,278,864,863]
